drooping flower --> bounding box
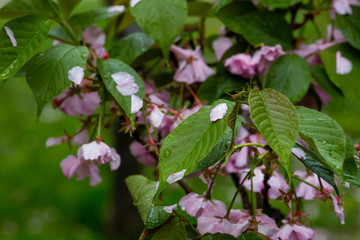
[210,103,228,122]
[68,66,85,85]
[295,171,334,200]
[167,169,186,184]
[129,141,157,166]
[331,194,345,224]
[252,44,284,75]
[212,36,233,60]
[276,223,316,240]
[60,155,102,186]
[336,51,353,75]
[131,95,143,114]
[111,72,139,96]
[171,45,215,84]
[4,26,17,47]
[224,54,256,78]
[77,140,121,171]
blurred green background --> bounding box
[1,0,360,239]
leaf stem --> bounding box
[233,142,266,150]
[58,21,79,45]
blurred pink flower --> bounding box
[73,129,89,146]
[295,171,334,200]
[225,54,256,78]
[46,136,69,147]
[276,223,316,240]
[331,194,345,224]
[129,141,156,166]
[83,25,107,58]
[252,44,284,75]
[336,51,353,75]
[332,0,358,15]
[212,36,233,60]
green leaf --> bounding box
[58,0,81,19]
[0,0,61,20]
[257,0,302,9]
[249,89,298,171]
[296,106,346,180]
[336,6,360,50]
[151,217,187,240]
[293,143,339,195]
[265,54,312,103]
[145,205,171,229]
[97,58,145,125]
[197,72,247,104]
[125,175,158,224]
[157,100,235,195]
[236,10,293,50]
[109,32,154,65]
[201,233,237,240]
[239,232,270,240]
[0,15,52,80]
[343,136,360,187]
[131,0,187,60]
[25,44,89,117]
[319,44,360,104]
[188,1,212,17]
[310,66,343,100]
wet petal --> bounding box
[210,103,228,122]
[131,95,143,114]
[163,204,177,213]
[4,26,17,47]
[336,51,353,75]
[167,169,186,184]
[112,72,139,96]
[68,66,84,85]
[107,5,125,13]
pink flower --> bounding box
[55,89,101,116]
[171,45,215,84]
[295,171,334,200]
[83,25,107,58]
[77,141,121,171]
[252,44,284,75]
[313,83,332,106]
[331,194,345,224]
[46,136,68,147]
[73,129,89,146]
[197,214,248,237]
[131,95,143,114]
[276,223,316,240]
[212,36,233,60]
[4,26,17,47]
[111,72,139,96]
[224,54,256,78]
[157,115,174,137]
[129,141,156,166]
[68,66,84,85]
[210,103,228,122]
[60,155,102,186]
[332,0,353,15]
[336,51,353,75]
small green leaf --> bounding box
[131,0,187,60]
[293,143,339,195]
[97,58,145,126]
[25,44,89,117]
[0,0,61,20]
[146,205,171,229]
[239,232,270,240]
[257,0,302,9]
[343,136,360,187]
[265,54,312,103]
[296,106,346,180]
[0,15,52,80]
[152,217,187,240]
[109,32,154,65]
[157,100,235,195]
[336,6,360,50]
[319,44,360,104]
[201,233,237,240]
[249,89,299,172]
[58,0,82,19]
[125,175,158,224]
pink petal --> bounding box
[163,204,177,213]
[112,72,139,96]
[78,141,112,162]
[167,169,186,184]
[210,103,228,122]
[68,66,84,85]
[336,51,353,75]
[129,141,157,166]
[131,95,143,114]
[333,0,353,15]
[212,36,233,60]
[150,106,165,128]
[107,5,125,13]
[109,147,121,171]
[60,155,82,179]
[46,136,68,147]
[224,54,256,78]
[83,25,106,46]
[73,129,89,146]
[4,26,17,47]
[331,194,345,224]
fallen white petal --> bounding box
[108,5,125,13]
[210,103,228,122]
[130,0,142,7]
[155,181,160,192]
[4,26,17,47]
[163,204,177,213]
[131,95,143,114]
[150,106,165,128]
[336,51,353,75]
[167,169,186,184]
[112,72,139,96]
[68,66,85,85]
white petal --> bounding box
[130,0,142,7]
[112,72,139,96]
[163,204,177,213]
[107,5,125,13]
[167,169,186,184]
[210,103,228,122]
[155,181,160,192]
[68,66,85,85]
[336,51,353,75]
[150,106,165,128]
[131,95,143,114]
[4,26,17,47]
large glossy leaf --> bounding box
[131,0,187,60]
[265,54,312,103]
[296,106,346,179]
[109,32,154,65]
[336,6,360,50]
[25,44,88,117]
[236,10,292,50]
[125,175,158,224]
[249,89,298,171]
[343,136,360,186]
[151,217,187,240]
[319,44,360,104]
[145,205,171,229]
[0,15,52,80]
[292,143,339,194]
[257,0,301,9]
[58,0,81,19]
[0,0,61,20]
[97,58,145,125]
[157,100,235,195]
